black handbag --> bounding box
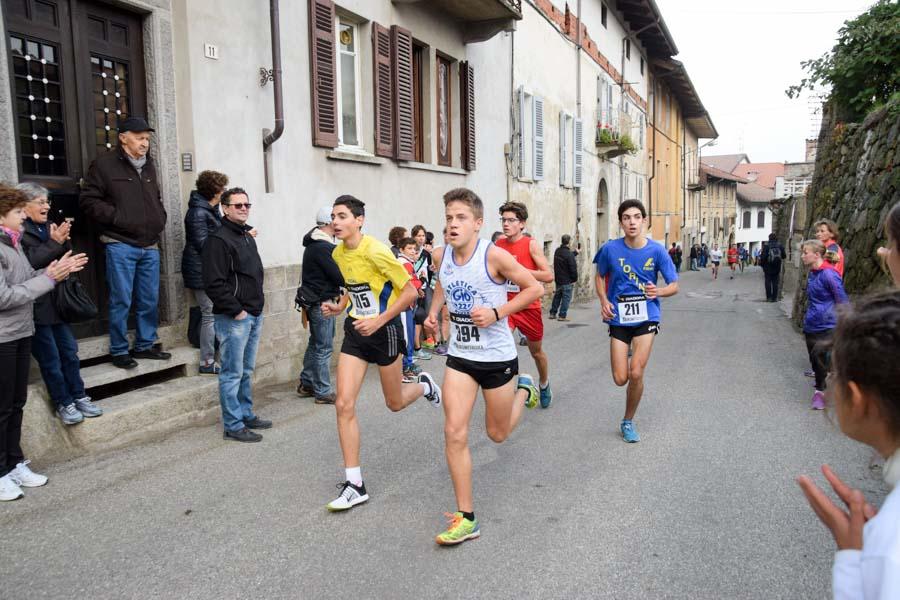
[55,275,98,323]
[187,305,202,348]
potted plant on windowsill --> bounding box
[595,121,634,158]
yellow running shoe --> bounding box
[435,512,480,546]
[517,374,539,409]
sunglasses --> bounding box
[226,203,252,210]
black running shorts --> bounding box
[446,355,518,389]
[608,321,660,345]
[341,316,405,366]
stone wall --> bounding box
[788,100,900,323]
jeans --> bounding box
[401,308,415,369]
[805,329,833,391]
[0,337,31,477]
[764,270,780,301]
[106,243,160,356]
[550,283,574,318]
[215,313,263,432]
[31,323,85,409]
[690,258,699,270]
[192,289,216,365]
[299,305,335,397]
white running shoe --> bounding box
[418,372,442,407]
[10,460,48,488]
[0,473,24,501]
[326,481,369,512]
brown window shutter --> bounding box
[391,25,414,161]
[460,61,476,171]
[308,0,338,148]
[372,22,394,157]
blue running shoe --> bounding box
[539,383,552,409]
[620,419,640,443]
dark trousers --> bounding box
[550,283,574,318]
[764,270,780,301]
[0,337,32,477]
[31,323,85,409]
[804,330,833,391]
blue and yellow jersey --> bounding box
[332,235,411,319]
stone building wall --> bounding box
[788,100,900,324]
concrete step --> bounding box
[76,323,187,362]
[80,345,197,390]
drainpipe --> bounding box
[262,0,284,190]
[648,80,656,230]
[681,124,686,227]
[507,29,514,206]
[575,0,582,226]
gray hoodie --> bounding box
[0,230,55,343]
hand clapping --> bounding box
[46,251,88,282]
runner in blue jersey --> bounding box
[593,200,679,443]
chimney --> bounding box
[805,139,817,162]
[746,171,759,183]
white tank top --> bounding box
[439,239,517,362]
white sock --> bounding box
[540,380,549,389]
[420,381,431,397]
[345,466,362,486]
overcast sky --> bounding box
[653,0,872,163]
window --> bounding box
[757,210,765,229]
[336,19,360,147]
[624,173,630,198]
[601,4,608,28]
[636,176,643,201]
[742,210,751,229]
[625,39,631,60]
[436,55,452,166]
[518,88,544,181]
[412,44,425,162]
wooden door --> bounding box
[3,0,147,337]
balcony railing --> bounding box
[394,0,522,22]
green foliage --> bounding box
[786,0,900,120]
[597,127,614,145]
[619,133,637,154]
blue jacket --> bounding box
[803,266,848,333]
[181,191,222,289]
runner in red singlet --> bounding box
[494,202,555,408]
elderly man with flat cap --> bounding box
[80,116,170,369]
[295,206,344,404]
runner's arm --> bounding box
[424,280,446,335]
[528,238,554,283]
[352,281,418,336]
[321,291,349,317]
[472,246,541,327]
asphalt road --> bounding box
[1,266,888,599]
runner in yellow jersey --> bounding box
[321,195,441,512]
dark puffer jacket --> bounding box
[20,219,71,325]
[181,191,222,289]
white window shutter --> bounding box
[598,77,605,124]
[574,117,584,188]
[607,82,613,126]
[533,96,544,181]
[559,111,567,186]
[517,86,525,178]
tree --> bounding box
[786,0,900,121]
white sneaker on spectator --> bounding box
[0,473,24,501]
[74,397,103,418]
[10,460,48,488]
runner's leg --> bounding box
[526,339,549,386]
[482,378,529,442]
[610,337,629,386]
[442,368,480,512]
[624,333,654,420]
[334,353,368,468]
[379,355,426,411]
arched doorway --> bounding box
[596,178,609,253]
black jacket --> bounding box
[79,146,167,247]
[20,219,70,325]
[553,245,578,286]
[759,241,786,273]
[201,218,265,317]
[298,227,344,305]
[181,191,222,289]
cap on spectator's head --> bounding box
[118,116,155,133]
[316,206,333,226]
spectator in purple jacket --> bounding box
[801,239,849,411]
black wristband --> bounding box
[492,307,500,323]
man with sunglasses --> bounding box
[201,188,272,442]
